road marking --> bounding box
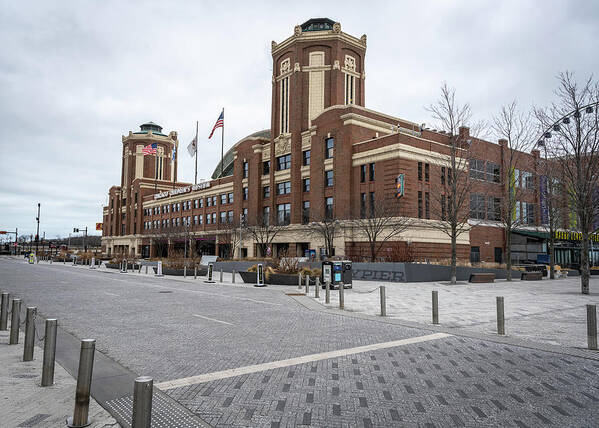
[193,314,234,326]
[155,332,451,390]
[104,292,119,296]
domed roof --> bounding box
[301,18,336,32]
[211,129,271,179]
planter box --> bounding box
[238,271,310,286]
[106,263,135,270]
[151,267,207,276]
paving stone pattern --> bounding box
[315,277,599,349]
[167,335,599,427]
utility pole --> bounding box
[35,203,40,254]
[84,226,88,252]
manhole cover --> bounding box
[158,291,173,294]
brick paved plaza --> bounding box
[1,257,598,427]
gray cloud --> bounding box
[1,0,597,237]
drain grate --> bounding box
[105,392,209,428]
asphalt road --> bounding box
[1,258,598,427]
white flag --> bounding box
[187,137,197,157]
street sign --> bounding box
[0,231,7,234]
[95,223,103,231]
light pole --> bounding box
[73,227,88,252]
[35,203,40,254]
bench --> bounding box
[521,271,543,281]
[469,273,495,283]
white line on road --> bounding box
[103,292,119,296]
[155,332,451,390]
[192,314,234,326]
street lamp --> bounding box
[35,203,40,254]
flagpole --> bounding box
[154,150,158,193]
[195,120,198,185]
[220,108,224,180]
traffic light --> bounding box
[73,228,79,233]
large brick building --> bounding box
[101,18,599,267]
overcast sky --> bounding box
[1,0,598,240]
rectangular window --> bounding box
[302,201,310,224]
[325,170,334,187]
[194,199,198,209]
[470,246,481,263]
[441,194,446,221]
[418,162,423,181]
[263,186,270,198]
[302,150,311,166]
[469,159,485,180]
[360,193,366,218]
[193,215,198,225]
[228,192,234,204]
[325,197,334,219]
[243,161,248,178]
[369,191,375,217]
[228,211,234,223]
[263,206,270,226]
[418,191,423,218]
[277,154,291,170]
[360,164,366,183]
[369,163,375,181]
[212,196,217,206]
[487,197,501,221]
[280,76,289,134]
[345,73,355,105]
[277,203,291,225]
[469,194,486,220]
[303,178,310,192]
[325,137,334,159]
[211,213,216,224]
[277,181,291,195]
[425,192,430,219]
[206,214,211,224]
[441,167,445,185]
[199,199,204,208]
[515,169,521,187]
[525,202,535,224]
[523,171,534,189]
[207,197,212,207]
[486,162,500,183]
[199,214,203,225]
[243,187,248,200]
[263,160,270,175]
[425,163,429,182]
[221,194,227,205]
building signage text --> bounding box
[154,181,212,200]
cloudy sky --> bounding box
[1,0,598,240]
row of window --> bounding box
[144,192,243,217]
[143,210,238,229]
[262,197,333,226]
[469,194,535,224]
[359,163,375,183]
[261,140,333,176]
[470,159,501,183]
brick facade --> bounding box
[101,19,547,264]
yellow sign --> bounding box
[554,230,599,242]
[96,223,103,231]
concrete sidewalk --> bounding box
[0,329,119,428]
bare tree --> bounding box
[243,223,281,257]
[348,196,412,262]
[308,199,342,258]
[535,72,599,294]
[426,83,483,283]
[535,145,566,279]
[492,101,534,280]
[218,217,242,259]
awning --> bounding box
[512,229,549,240]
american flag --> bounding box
[143,143,157,155]
[208,110,224,139]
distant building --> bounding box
[101,18,599,267]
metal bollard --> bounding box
[184,266,187,278]
[0,292,9,330]
[380,286,386,317]
[315,277,320,298]
[305,275,309,294]
[68,339,96,428]
[145,265,148,274]
[588,304,597,350]
[194,266,197,279]
[232,270,236,283]
[325,281,330,304]
[432,291,439,325]
[132,376,153,428]
[9,298,21,344]
[90,257,95,269]
[41,319,57,386]
[496,296,505,335]
[220,269,223,282]
[155,261,163,277]
[298,274,302,289]
[23,307,37,361]
[339,284,344,309]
